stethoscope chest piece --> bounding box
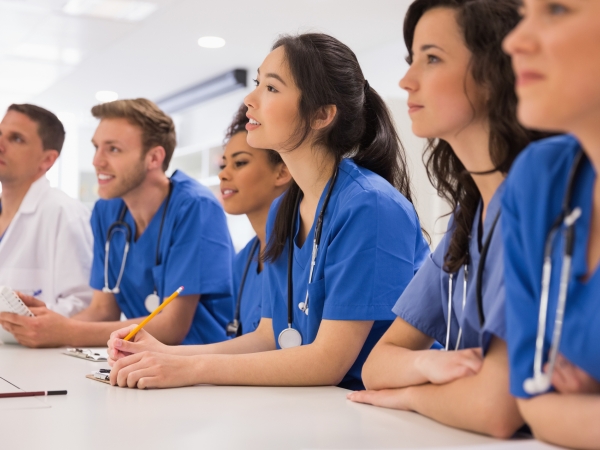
[144,292,160,313]
[278,327,302,349]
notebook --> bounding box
[0,286,34,345]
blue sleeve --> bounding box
[322,190,425,320]
[392,234,448,344]
[164,198,233,300]
[89,203,106,291]
[480,235,507,353]
[502,153,540,398]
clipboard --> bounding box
[63,348,108,362]
[86,371,111,385]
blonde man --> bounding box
[1,99,234,348]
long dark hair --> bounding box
[404,0,540,273]
[263,33,416,262]
[224,103,283,167]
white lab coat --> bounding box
[0,176,93,317]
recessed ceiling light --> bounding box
[95,91,118,103]
[63,0,157,22]
[197,36,226,49]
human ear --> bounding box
[146,145,166,171]
[274,163,292,187]
[311,105,337,131]
[40,150,59,173]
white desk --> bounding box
[0,345,557,450]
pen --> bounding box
[0,390,67,399]
[32,289,42,297]
[124,286,184,341]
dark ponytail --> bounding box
[404,0,544,273]
[264,33,416,263]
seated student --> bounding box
[105,33,430,390]
[0,98,234,348]
[500,2,600,448]
[348,0,542,438]
[220,104,291,336]
[0,104,92,318]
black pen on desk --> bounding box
[0,390,67,399]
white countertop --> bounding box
[0,345,559,450]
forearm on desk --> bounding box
[404,340,522,438]
[185,320,373,386]
[169,318,278,356]
[362,317,434,390]
[518,394,600,449]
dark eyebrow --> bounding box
[256,67,287,87]
[232,151,253,158]
[420,44,447,53]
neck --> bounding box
[246,208,269,254]
[0,174,42,220]
[571,121,600,177]
[443,123,505,222]
[278,143,336,210]
[121,173,170,238]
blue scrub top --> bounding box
[262,158,430,389]
[90,170,235,345]
[503,135,600,398]
[393,185,506,353]
[232,236,263,334]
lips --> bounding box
[246,114,261,131]
[97,173,115,185]
[221,188,238,199]
[407,102,424,114]
[516,71,545,87]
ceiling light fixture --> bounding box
[197,36,226,49]
[63,0,157,22]
[95,90,118,103]
[157,69,246,114]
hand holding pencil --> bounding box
[106,286,183,365]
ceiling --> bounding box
[0,0,412,118]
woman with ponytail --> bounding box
[348,0,543,438]
[104,32,429,390]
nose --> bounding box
[92,148,106,169]
[218,162,230,182]
[502,13,537,57]
[399,63,418,93]
[244,88,258,111]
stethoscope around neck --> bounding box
[523,151,584,395]
[278,167,339,349]
[102,181,173,313]
[444,210,500,351]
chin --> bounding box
[516,104,561,132]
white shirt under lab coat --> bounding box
[0,176,93,317]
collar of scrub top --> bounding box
[523,150,585,395]
[227,238,260,337]
[278,166,340,349]
[102,180,174,295]
[444,209,501,352]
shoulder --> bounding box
[335,159,419,229]
[508,134,581,190]
[170,170,221,210]
[234,237,258,265]
[40,187,90,221]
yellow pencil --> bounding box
[124,286,184,341]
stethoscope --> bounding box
[444,210,501,351]
[523,151,584,395]
[226,238,260,337]
[278,167,339,349]
[103,181,173,313]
